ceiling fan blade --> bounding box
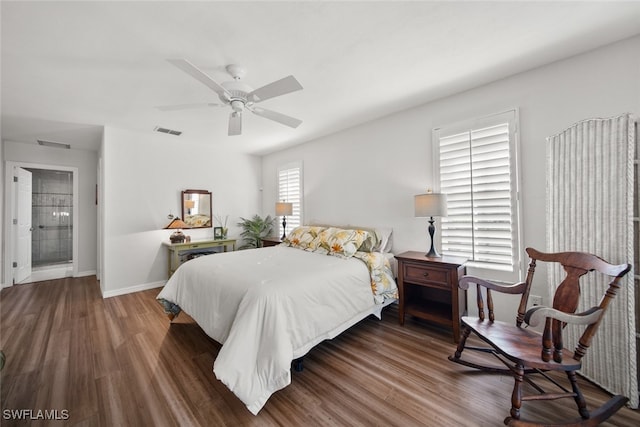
[167,59,231,100]
[156,102,224,111]
[247,75,303,103]
[228,112,242,136]
[250,107,302,128]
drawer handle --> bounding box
[422,272,429,277]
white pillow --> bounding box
[371,226,393,253]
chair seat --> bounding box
[461,316,582,371]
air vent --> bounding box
[37,139,71,149]
[154,126,182,136]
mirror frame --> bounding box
[181,189,212,229]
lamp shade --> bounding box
[184,200,195,209]
[414,193,447,218]
[164,217,190,230]
[275,202,293,216]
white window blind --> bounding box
[435,110,521,281]
[277,162,302,236]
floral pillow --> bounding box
[282,226,326,251]
[313,227,371,259]
[353,251,398,304]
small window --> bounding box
[434,110,522,282]
[277,162,303,236]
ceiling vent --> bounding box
[37,139,71,149]
[154,126,182,136]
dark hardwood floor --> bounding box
[1,276,638,426]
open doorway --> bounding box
[26,168,73,281]
[4,161,79,285]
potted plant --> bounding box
[237,214,276,249]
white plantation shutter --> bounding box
[435,110,522,281]
[277,162,302,236]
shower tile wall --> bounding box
[28,169,73,267]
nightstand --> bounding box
[260,236,283,247]
[163,238,236,277]
[395,251,467,343]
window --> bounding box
[277,162,303,237]
[434,110,522,282]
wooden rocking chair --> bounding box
[448,247,632,426]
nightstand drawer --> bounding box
[403,263,449,288]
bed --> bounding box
[157,225,398,415]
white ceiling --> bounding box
[2,1,640,155]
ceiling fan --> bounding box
[164,59,303,136]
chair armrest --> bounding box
[524,306,603,327]
[459,275,528,295]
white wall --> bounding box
[3,140,99,278]
[100,126,262,296]
[262,35,640,315]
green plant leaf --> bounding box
[237,214,276,249]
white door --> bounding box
[15,167,32,284]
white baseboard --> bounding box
[101,280,166,298]
[76,270,97,278]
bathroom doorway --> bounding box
[27,168,73,281]
[4,162,79,285]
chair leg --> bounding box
[509,363,524,421]
[452,326,471,359]
[567,370,589,419]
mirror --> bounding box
[181,189,212,228]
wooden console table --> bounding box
[163,238,236,278]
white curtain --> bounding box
[546,113,637,408]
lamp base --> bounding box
[425,217,442,258]
[281,216,287,240]
[425,247,441,258]
[170,230,185,244]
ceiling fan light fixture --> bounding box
[230,100,244,112]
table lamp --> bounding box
[275,201,293,240]
[414,191,447,257]
[164,217,190,243]
[184,199,195,215]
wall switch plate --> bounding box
[530,295,543,306]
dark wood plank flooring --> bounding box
[1,276,638,426]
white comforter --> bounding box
[157,245,388,414]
